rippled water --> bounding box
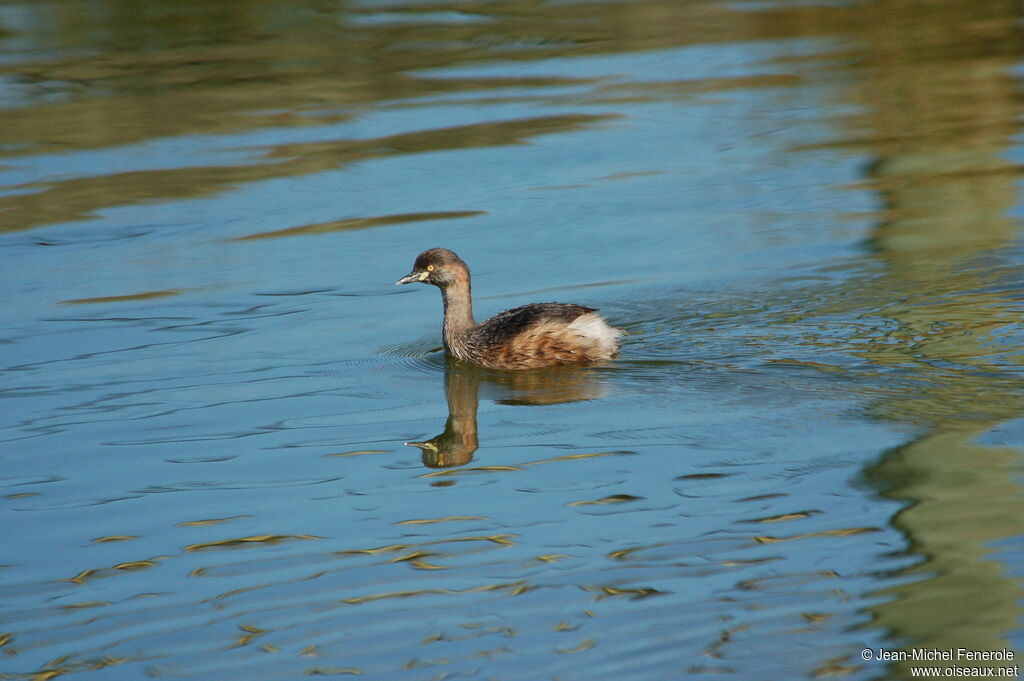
[3,1,1024,679]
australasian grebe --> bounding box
[397,248,623,370]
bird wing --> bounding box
[476,303,596,348]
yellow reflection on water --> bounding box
[394,515,487,525]
[176,515,251,527]
[184,534,322,552]
[67,557,167,584]
[778,0,1024,674]
[59,289,184,305]
[0,114,612,232]
[230,210,485,241]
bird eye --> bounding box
[427,265,435,271]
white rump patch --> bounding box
[569,312,623,355]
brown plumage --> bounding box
[397,248,623,370]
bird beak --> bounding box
[396,271,427,285]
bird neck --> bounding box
[441,366,479,465]
[440,275,476,346]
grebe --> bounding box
[397,248,622,370]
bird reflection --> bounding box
[406,359,608,468]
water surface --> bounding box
[2,1,1024,679]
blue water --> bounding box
[2,1,1024,679]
